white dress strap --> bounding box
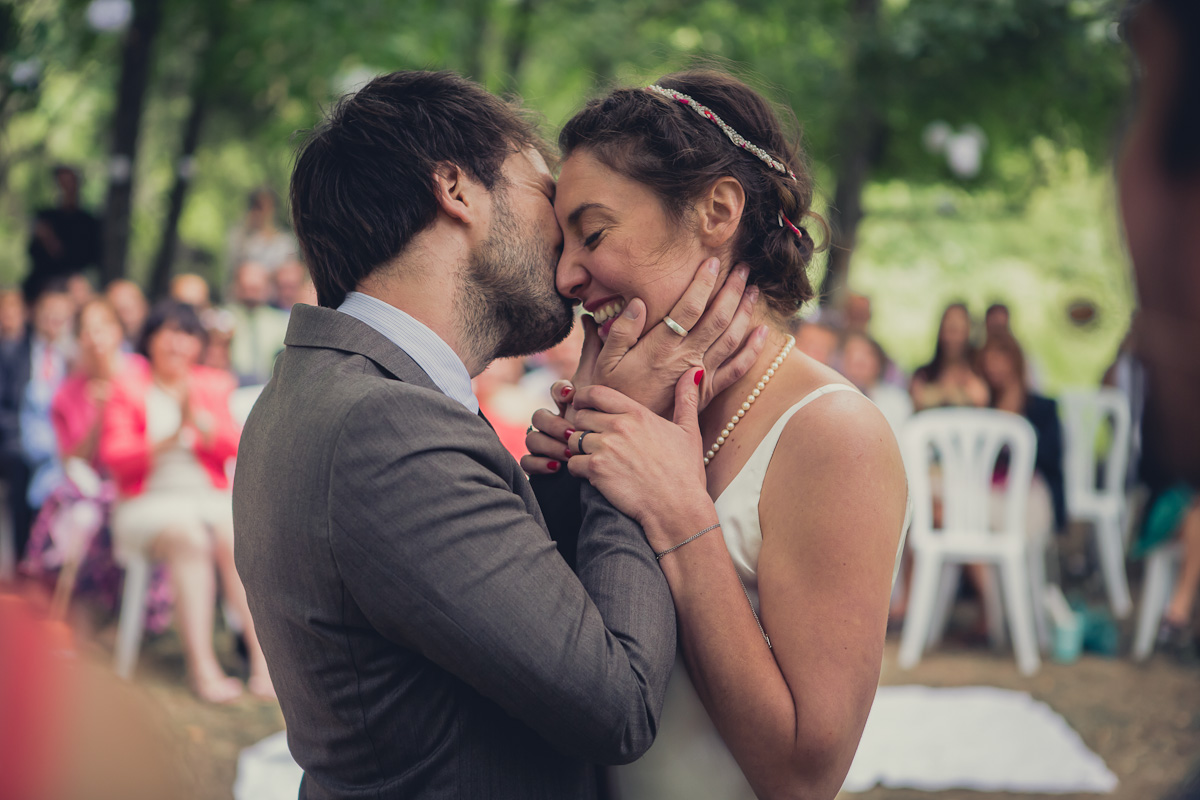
[734,383,860,485]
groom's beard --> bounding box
[455,190,574,366]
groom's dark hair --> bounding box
[290,71,544,308]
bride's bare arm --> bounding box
[671,393,906,800]
[568,380,906,800]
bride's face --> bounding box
[554,151,708,339]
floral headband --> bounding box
[645,84,805,240]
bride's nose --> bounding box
[555,246,589,301]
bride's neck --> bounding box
[698,315,794,433]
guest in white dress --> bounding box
[524,70,909,799]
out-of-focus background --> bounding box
[3,2,1198,800]
[2,0,1132,379]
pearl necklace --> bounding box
[704,334,795,466]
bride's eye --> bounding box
[583,230,604,250]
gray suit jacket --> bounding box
[234,305,675,800]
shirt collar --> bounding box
[337,292,479,414]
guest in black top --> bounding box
[977,332,1067,532]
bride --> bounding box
[524,70,908,800]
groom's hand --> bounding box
[572,257,768,417]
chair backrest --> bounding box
[901,408,1037,550]
[229,384,266,428]
[1059,389,1131,511]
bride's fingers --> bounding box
[527,430,573,461]
[531,408,573,440]
[520,454,563,475]
[687,263,751,352]
[705,324,769,407]
[571,384,643,415]
[700,281,757,370]
[576,316,602,370]
[659,256,721,334]
[594,298,646,376]
[548,380,575,414]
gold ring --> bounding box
[664,316,689,337]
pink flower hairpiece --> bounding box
[646,84,804,240]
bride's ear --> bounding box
[695,177,745,249]
[432,162,478,226]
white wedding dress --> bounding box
[612,384,909,800]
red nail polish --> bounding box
[564,428,576,439]
[561,386,573,398]
[548,461,560,471]
[694,369,705,385]
[565,448,573,459]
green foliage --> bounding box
[0,0,1135,389]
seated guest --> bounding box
[226,262,288,385]
[168,273,212,310]
[910,302,988,410]
[0,289,27,345]
[271,259,316,312]
[790,315,840,366]
[104,279,149,350]
[841,331,912,438]
[20,300,172,626]
[977,333,1067,536]
[225,188,297,275]
[1,283,74,557]
[99,301,272,702]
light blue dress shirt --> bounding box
[337,291,479,414]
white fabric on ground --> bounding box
[234,730,301,800]
[842,685,1117,794]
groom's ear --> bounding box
[432,162,478,226]
[695,176,745,249]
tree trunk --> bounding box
[462,0,491,84]
[148,9,225,301]
[819,0,882,308]
[147,85,208,301]
[502,0,536,91]
[100,0,164,284]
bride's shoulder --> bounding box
[769,356,903,488]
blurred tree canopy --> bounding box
[1,0,1128,309]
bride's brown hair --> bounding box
[558,70,824,317]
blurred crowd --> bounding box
[2,162,1197,718]
[1,173,316,703]
[787,293,1197,661]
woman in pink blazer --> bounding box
[100,300,273,702]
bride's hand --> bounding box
[520,404,577,476]
[572,257,768,417]
[565,370,708,542]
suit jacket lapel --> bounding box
[283,303,443,395]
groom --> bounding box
[234,71,749,800]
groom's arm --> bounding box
[328,386,674,764]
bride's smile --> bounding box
[555,151,721,341]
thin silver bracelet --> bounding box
[655,522,721,560]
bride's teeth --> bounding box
[592,299,626,324]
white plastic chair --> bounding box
[899,408,1043,675]
[113,385,260,680]
[1132,542,1182,661]
[1060,389,1133,618]
[113,549,152,679]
